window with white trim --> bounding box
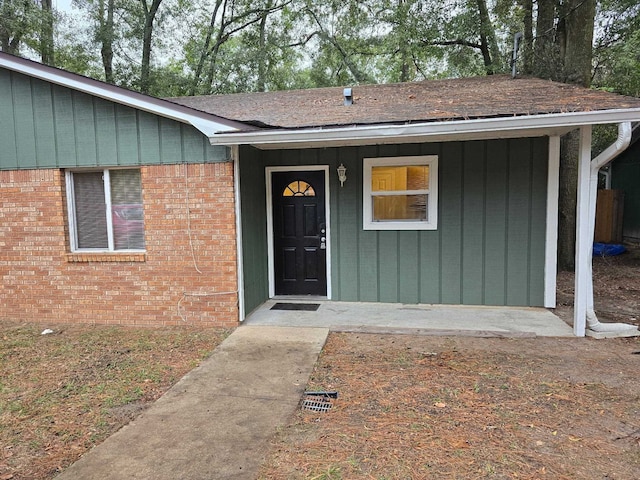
[66,169,145,251]
[363,155,438,230]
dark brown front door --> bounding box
[272,170,327,296]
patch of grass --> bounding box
[310,465,341,480]
[0,321,230,480]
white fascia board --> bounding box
[0,54,244,136]
[209,108,640,149]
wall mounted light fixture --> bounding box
[337,163,347,187]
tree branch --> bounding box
[425,39,483,50]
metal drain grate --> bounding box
[302,391,338,412]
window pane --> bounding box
[111,170,145,250]
[372,194,428,221]
[73,172,108,248]
[283,180,315,197]
[372,165,429,192]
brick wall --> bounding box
[0,163,239,327]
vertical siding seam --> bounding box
[29,78,40,168]
[459,146,465,304]
[51,84,60,168]
[114,105,121,166]
[9,73,19,168]
[438,143,444,303]
[157,117,163,164]
[180,125,186,164]
[376,145,381,302]
[376,231,381,301]
[504,140,511,304]
[527,140,534,305]
[481,141,487,305]
[136,110,142,166]
[438,144,443,304]
[71,91,79,166]
[396,231,401,302]
[335,167,341,299]
[417,232,422,303]
[92,97,100,166]
[355,149,361,301]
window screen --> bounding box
[69,169,145,251]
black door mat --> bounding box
[271,303,320,311]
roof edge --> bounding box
[208,109,640,149]
[0,52,252,136]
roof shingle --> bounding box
[168,75,640,130]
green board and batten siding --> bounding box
[612,140,640,242]
[0,68,228,170]
[240,137,548,313]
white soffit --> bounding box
[0,53,246,136]
[209,108,640,149]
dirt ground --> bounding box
[257,246,640,480]
[555,244,640,328]
[1,246,639,480]
[259,333,640,479]
[0,324,229,480]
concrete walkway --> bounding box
[56,326,329,480]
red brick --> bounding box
[0,165,239,327]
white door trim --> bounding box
[265,165,332,299]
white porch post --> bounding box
[544,136,561,308]
[573,125,593,337]
[232,145,246,321]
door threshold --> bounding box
[272,295,328,302]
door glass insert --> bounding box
[283,180,316,197]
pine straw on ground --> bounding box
[555,244,640,327]
[0,322,230,480]
[259,333,640,480]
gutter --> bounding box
[586,122,638,336]
[209,109,640,148]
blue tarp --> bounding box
[593,243,626,256]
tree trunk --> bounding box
[397,0,410,82]
[533,0,556,79]
[554,0,596,270]
[190,0,225,95]
[557,129,580,270]
[520,0,533,74]
[476,0,500,74]
[41,0,54,65]
[561,0,596,86]
[139,0,163,94]
[257,0,272,92]
[98,0,115,83]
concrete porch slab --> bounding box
[244,300,575,337]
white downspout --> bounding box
[584,122,637,335]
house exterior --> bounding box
[2,51,640,335]
[0,53,244,327]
